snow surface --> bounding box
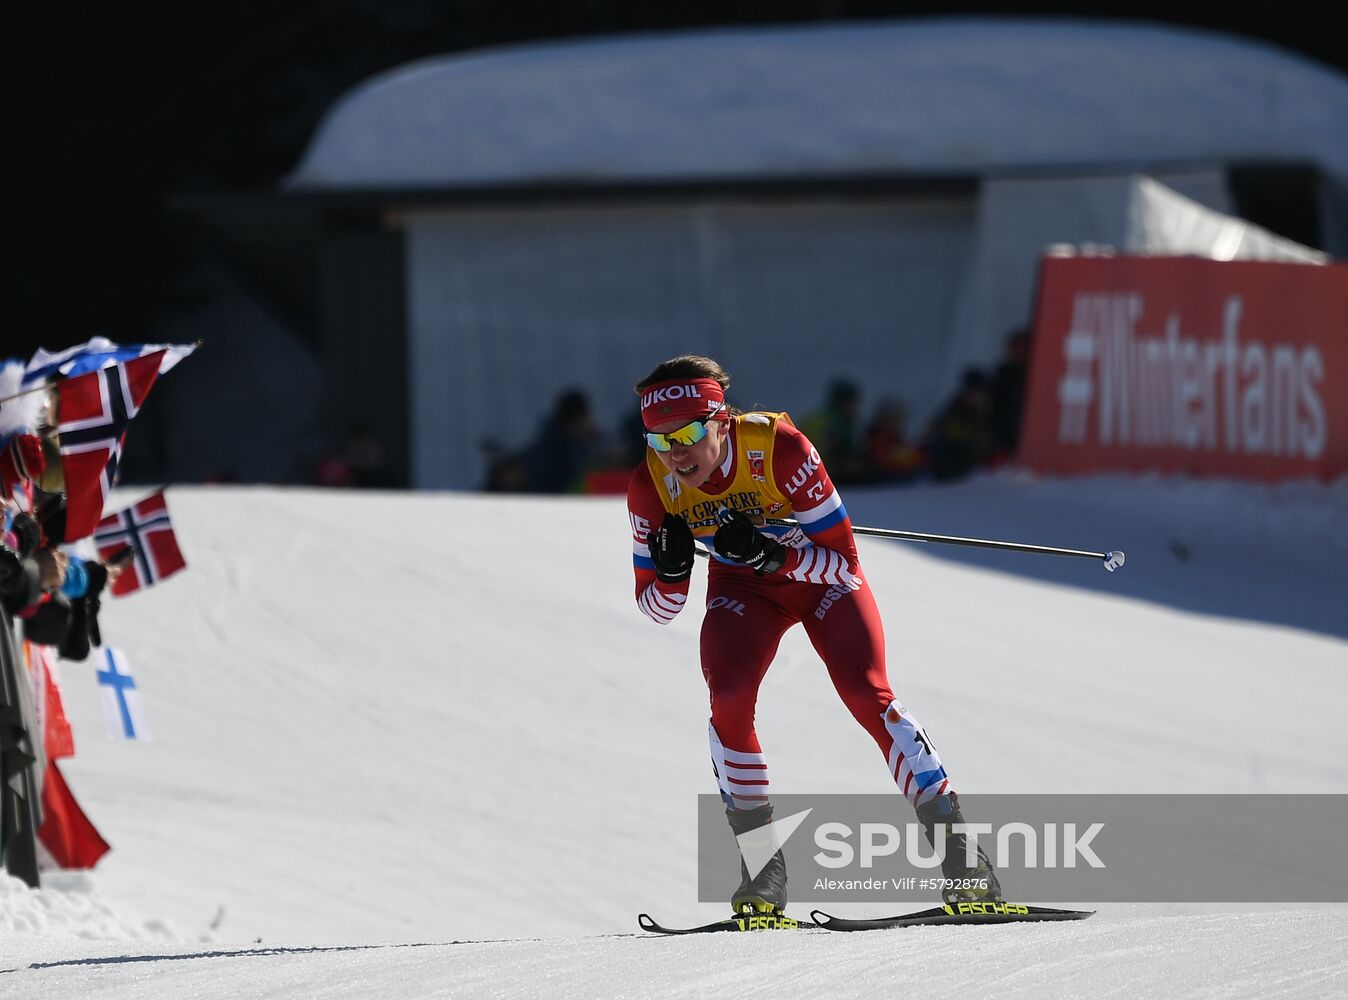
[288,19,1348,192]
[3,473,1347,997]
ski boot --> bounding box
[915,791,1003,905]
[726,803,788,915]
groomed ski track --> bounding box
[3,476,1346,997]
[8,907,1347,999]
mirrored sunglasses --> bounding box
[645,403,726,452]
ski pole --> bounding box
[765,517,1125,572]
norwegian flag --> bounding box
[94,490,186,596]
[57,351,165,542]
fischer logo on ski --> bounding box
[946,901,1030,916]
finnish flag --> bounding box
[96,647,151,741]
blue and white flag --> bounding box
[95,647,152,742]
[25,337,196,387]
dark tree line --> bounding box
[5,2,1343,357]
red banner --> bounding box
[1020,256,1348,481]
[39,761,111,870]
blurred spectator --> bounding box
[17,493,114,661]
[481,441,528,492]
[485,356,1030,495]
[521,388,601,493]
[614,409,649,470]
[345,426,395,488]
[864,400,923,483]
[315,424,396,489]
[923,368,994,482]
[990,327,1031,458]
[1,505,42,887]
[571,409,649,494]
[1,509,44,617]
[802,379,868,484]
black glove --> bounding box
[59,594,93,662]
[713,509,787,575]
[648,513,695,584]
[84,560,109,649]
[84,560,109,598]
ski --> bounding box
[810,901,1095,931]
[637,911,814,935]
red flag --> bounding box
[41,649,75,761]
[56,351,164,542]
[38,760,111,870]
[21,640,75,760]
[94,491,187,597]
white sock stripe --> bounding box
[727,765,771,781]
[883,702,949,805]
[710,723,773,807]
[725,768,771,784]
[914,781,949,807]
[730,792,770,807]
[887,743,903,776]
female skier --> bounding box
[626,355,999,915]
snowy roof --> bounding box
[287,19,1348,191]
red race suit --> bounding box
[627,412,952,810]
